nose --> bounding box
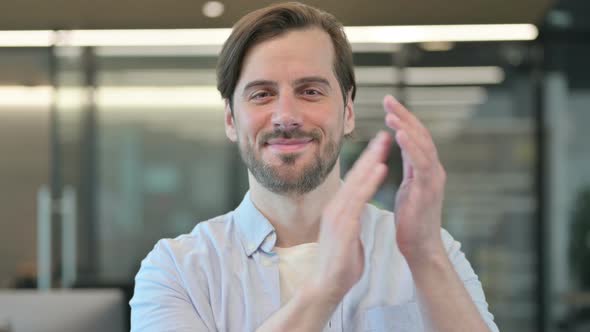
[271,94,302,132]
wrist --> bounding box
[404,243,450,276]
[255,279,341,332]
[306,277,345,308]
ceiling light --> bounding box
[59,29,232,46]
[0,86,224,109]
[405,66,504,85]
[344,24,538,43]
[96,86,223,108]
[419,41,455,52]
[351,43,401,53]
[202,1,225,18]
[354,86,487,108]
[0,86,53,106]
[406,87,488,105]
[355,66,505,85]
[94,45,223,57]
[0,24,538,47]
[0,31,53,47]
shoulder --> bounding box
[131,215,236,331]
[142,211,237,270]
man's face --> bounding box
[225,27,355,195]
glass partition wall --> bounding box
[1,39,543,331]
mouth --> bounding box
[264,137,314,153]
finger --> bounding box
[386,113,433,160]
[338,134,389,207]
[383,95,436,152]
[375,130,393,162]
[383,97,439,162]
[383,95,429,137]
[334,132,391,210]
[386,111,436,167]
[383,95,432,145]
[342,131,391,187]
[396,130,431,177]
[342,163,388,222]
[401,149,414,181]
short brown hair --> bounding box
[216,2,356,110]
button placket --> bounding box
[324,299,343,332]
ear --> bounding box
[343,90,355,135]
[224,100,238,142]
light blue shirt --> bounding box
[130,192,499,332]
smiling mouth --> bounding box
[265,138,314,153]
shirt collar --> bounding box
[233,191,277,257]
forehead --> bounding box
[236,28,336,88]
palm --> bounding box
[394,159,443,258]
[315,131,390,300]
[383,96,446,260]
[394,172,418,251]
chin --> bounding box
[263,151,306,165]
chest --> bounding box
[205,250,423,332]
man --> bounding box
[130,2,499,331]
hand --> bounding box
[313,131,392,302]
[383,95,447,264]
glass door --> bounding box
[53,45,247,288]
[0,47,54,290]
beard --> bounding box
[238,127,342,195]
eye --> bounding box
[302,89,322,97]
[252,91,269,99]
[250,91,272,101]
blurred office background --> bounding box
[0,0,588,331]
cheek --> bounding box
[237,112,268,142]
[317,108,345,135]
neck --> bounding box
[249,160,342,248]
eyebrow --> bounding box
[293,76,331,89]
[242,80,278,95]
[241,76,332,97]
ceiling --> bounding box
[1,0,555,30]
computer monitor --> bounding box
[0,289,125,332]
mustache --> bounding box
[259,128,322,145]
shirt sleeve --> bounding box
[130,239,214,332]
[442,229,500,332]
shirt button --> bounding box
[262,258,273,267]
